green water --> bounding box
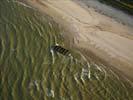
[98,0,133,15]
[0,0,133,100]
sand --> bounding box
[20,0,133,81]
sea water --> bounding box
[0,0,133,100]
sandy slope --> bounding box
[21,0,133,81]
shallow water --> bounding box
[0,0,133,100]
[75,0,133,27]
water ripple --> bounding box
[0,0,133,100]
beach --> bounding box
[1,0,133,99]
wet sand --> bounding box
[21,0,133,82]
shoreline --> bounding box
[20,0,133,82]
[73,0,133,27]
